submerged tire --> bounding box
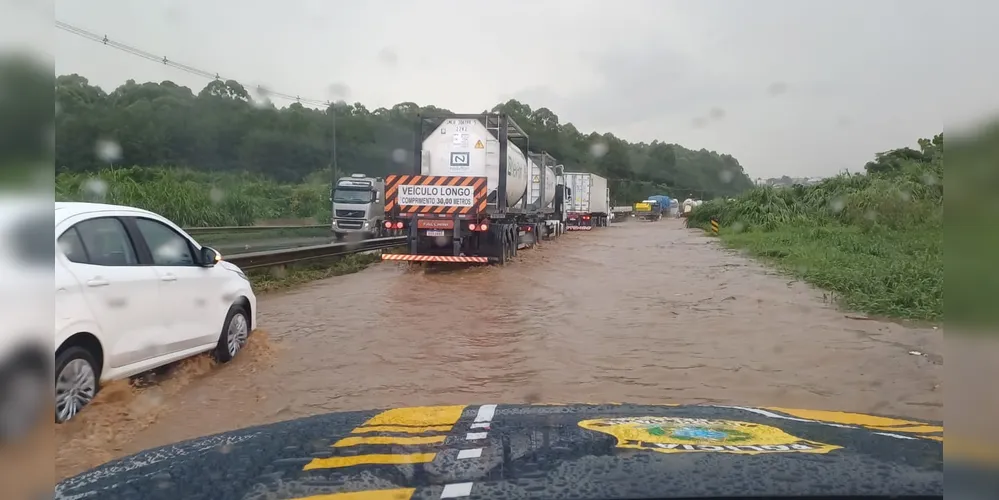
[215,305,250,363]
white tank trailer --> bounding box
[381,113,566,265]
[528,151,566,239]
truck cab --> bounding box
[331,174,386,240]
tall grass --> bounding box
[55,166,332,227]
[686,148,943,322]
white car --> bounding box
[54,202,257,423]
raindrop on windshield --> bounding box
[95,139,122,163]
[210,187,225,204]
[829,198,846,213]
[82,177,109,201]
[392,149,407,164]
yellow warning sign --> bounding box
[474,140,484,149]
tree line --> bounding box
[55,74,756,203]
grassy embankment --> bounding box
[56,166,381,288]
[687,152,943,322]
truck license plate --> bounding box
[425,230,445,237]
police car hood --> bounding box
[55,403,943,500]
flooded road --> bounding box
[55,219,942,479]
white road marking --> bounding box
[465,432,487,440]
[441,482,474,498]
[469,422,490,429]
[457,448,483,459]
[474,404,496,422]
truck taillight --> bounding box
[384,221,393,229]
[468,222,489,232]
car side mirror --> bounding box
[200,246,221,267]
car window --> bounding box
[57,227,90,264]
[73,218,138,266]
[134,217,195,266]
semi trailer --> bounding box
[381,113,567,265]
[564,172,610,230]
[528,151,567,239]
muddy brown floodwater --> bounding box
[54,219,943,479]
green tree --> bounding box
[55,75,756,200]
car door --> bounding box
[128,216,221,352]
[58,216,167,369]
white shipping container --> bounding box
[529,159,556,208]
[564,172,609,214]
[420,117,529,207]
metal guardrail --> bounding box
[223,236,406,270]
[184,224,328,235]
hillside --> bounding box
[55,74,755,203]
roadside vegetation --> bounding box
[247,253,381,292]
[56,167,331,227]
[688,134,943,322]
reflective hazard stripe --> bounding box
[381,254,490,263]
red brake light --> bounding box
[384,221,393,229]
[478,224,488,231]
[394,221,404,229]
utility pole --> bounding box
[328,103,339,210]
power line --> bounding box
[55,20,334,108]
[54,21,722,198]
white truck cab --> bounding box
[331,174,386,240]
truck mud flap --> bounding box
[381,254,491,263]
[566,226,593,231]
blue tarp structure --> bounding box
[648,195,671,210]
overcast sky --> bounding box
[54,0,997,179]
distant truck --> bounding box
[634,200,664,221]
[380,112,566,265]
[331,174,386,240]
[564,172,609,230]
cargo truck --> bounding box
[633,200,664,221]
[564,172,609,230]
[381,113,565,265]
[331,174,386,240]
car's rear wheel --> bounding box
[214,305,249,363]
[54,346,99,423]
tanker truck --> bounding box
[528,151,566,239]
[564,172,609,230]
[381,113,562,265]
